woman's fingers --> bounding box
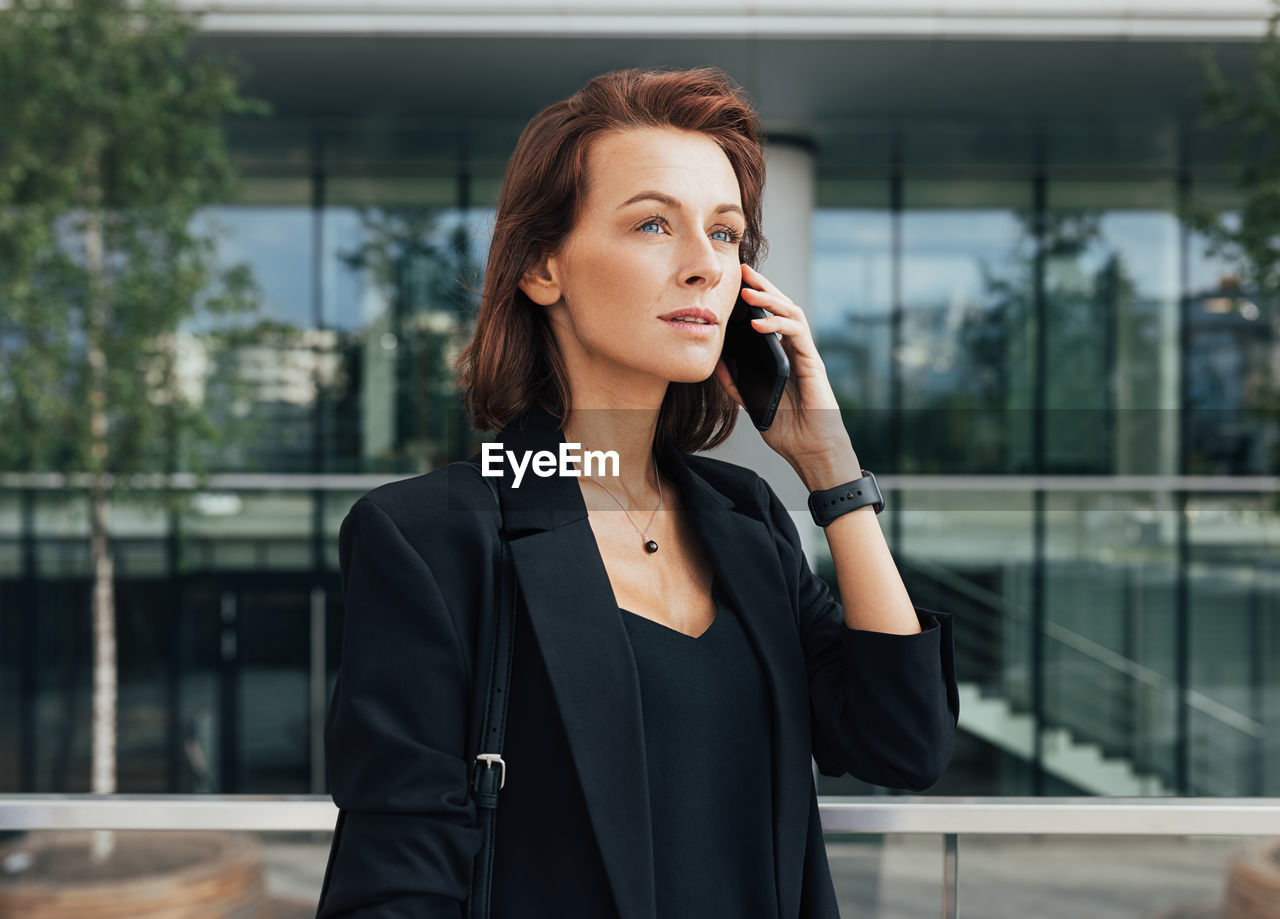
[735,263,844,434]
[742,263,784,297]
[740,281,806,323]
[748,311,802,337]
[740,262,820,363]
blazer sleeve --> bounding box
[314,497,484,919]
[756,475,960,791]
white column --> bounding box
[704,138,820,569]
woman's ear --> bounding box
[518,255,563,306]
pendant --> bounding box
[644,539,659,554]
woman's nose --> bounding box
[680,233,724,289]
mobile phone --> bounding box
[721,281,790,430]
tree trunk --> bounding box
[87,482,116,863]
[83,145,117,864]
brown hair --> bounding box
[453,65,768,453]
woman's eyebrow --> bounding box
[616,190,744,220]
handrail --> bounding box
[1,795,1277,836]
[903,554,1265,738]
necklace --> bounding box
[585,454,662,554]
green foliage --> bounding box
[1184,5,1280,480]
[1185,1,1280,298]
[0,0,273,515]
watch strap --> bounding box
[807,470,884,526]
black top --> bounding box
[618,577,780,919]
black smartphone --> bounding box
[721,281,790,431]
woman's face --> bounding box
[521,125,746,404]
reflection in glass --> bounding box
[181,491,312,572]
[900,183,1034,474]
[896,487,1039,796]
[0,576,18,790]
[237,585,311,794]
[0,493,21,790]
[1186,201,1280,476]
[813,201,893,461]
[1044,183,1180,476]
[322,199,494,473]
[952,833,1262,919]
[824,834,944,918]
[178,576,222,794]
[1186,494,1277,796]
[1041,490,1180,794]
[188,205,317,474]
[20,565,181,793]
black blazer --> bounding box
[314,403,960,919]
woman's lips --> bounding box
[660,317,718,334]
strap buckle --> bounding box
[473,752,506,791]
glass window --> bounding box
[953,833,1262,917]
[1040,489,1181,793]
[320,176,494,473]
[236,581,312,793]
[175,574,223,793]
[115,575,176,792]
[192,205,314,330]
[0,568,23,789]
[1045,180,1181,476]
[814,179,893,464]
[181,491,313,572]
[34,492,90,579]
[320,489,369,571]
[187,178,317,475]
[1184,181,1280,476]
[900,486,1039,796]
[900,180,1034,473]
[1186,493,1278,796]
[0,492,21,578]
[22,492,179,791]
[28,566,89,790]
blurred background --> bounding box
[1,0,1277,815]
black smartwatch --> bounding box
[807,470,884,527]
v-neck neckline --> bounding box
[617,577,727,641]
[618,603,720,641]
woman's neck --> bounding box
[561,407,663,506]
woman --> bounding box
[314,66,959,919]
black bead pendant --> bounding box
[644,539,659,554]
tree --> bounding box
[0,0,272,861]
[1184,3,1280,481]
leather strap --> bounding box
[460,459,516,919]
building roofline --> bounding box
[168,1,1277,41]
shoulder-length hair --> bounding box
[453,65,768,453]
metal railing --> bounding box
[3,471,1278,492]
[2,795,1278,919]
[903,552,1269,795]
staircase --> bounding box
[957,681,1173,796]
[893,554,1271,796]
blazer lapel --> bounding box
[482,405,811,919]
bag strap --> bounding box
[460,458,516,919]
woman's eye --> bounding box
[636,216,740,244]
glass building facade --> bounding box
[1,13,1277,802]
